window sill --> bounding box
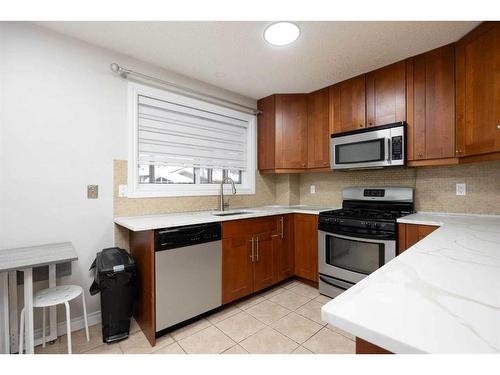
[125,186,256,199]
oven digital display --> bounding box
[325,235,384,275]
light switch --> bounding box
[119,184,128,198]
[456,183,466,196]
[310,185,316,194]
[87,185,98,199]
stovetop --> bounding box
[320,208,405,221]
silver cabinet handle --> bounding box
[249,237,254,262]
[280,216,284,239]
[255,236,259,262]
[497,125,500,130]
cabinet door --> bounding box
[253,231,275,292]
[408,44,456,161]
[330,75,366,134]
[398,224,438,255]
[275,94,308,169]
[222,223,255,304]
[456,22,500,156]
[293,214,318,282]
[366,61,406,127]
[273,215,293,282]
[307,88,330,168]
[257,95,276,170]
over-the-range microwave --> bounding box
[330,122,406,170]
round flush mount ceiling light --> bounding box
[264,22,300,46]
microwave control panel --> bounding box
[391,136,403,160]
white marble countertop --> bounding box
[0,242,78,273]
[321,212,500,353]
[114,205,336,231]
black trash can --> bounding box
[90,247,136,343]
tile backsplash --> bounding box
[299,160,500,215]
[114,159,500,247]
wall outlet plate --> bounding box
[310,185,316,194]
[87,184,98,199]
[456,183,466,196]
[118,184,128,198]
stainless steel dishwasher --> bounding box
[155,222,222,333]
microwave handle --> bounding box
[386,138,392,163]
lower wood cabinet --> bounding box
[293,214,319,282]
[222,216,278,304]
[397,223,438,255]
[273,214,294,283]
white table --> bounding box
[0,242,77,354]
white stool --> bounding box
[19,285,89,354]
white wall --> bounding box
[0,22,255,325]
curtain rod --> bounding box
[109,63,261,115]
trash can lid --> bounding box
[96,247,136,274]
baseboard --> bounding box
[32,310,101,346]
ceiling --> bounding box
[37,21,480,99]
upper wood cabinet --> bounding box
[366,61,406,127]
[456,22,500,157]
[257,94,308,171]
[330,75,366,133]
[307,88,330,168]
[406,44,456,163]
[293,214,318,282]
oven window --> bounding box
[325,235,384,275]
[335,138,385,164]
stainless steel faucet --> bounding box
[219,177,236,211]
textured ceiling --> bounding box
[37,21,479,99]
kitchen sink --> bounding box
[211,210,252,216]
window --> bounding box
[127,83,256,197]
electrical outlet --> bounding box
[87,185,98,199]
[456,183,466,196]
[119,184,128,198]
[310,185,316,194]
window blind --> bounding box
[137,95,249,171]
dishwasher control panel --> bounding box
[155,222,222,251]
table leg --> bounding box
[0,272,9,354]
[48,264,57,342]
[22,268,34,354]
[8,272,18,353]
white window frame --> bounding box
[127,82,256,198]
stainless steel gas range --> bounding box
[318,187,414,298]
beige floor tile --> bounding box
[281,280,302,290]
[129,318,141,334]
[272,312,322,344]
[314,294,333,304]
[246,300,290,325]
[119,330,173,354]
[295,300,327,325]
[35,339,67,354]
[292,346,314,354]
[222,344,249,354]
[240,327,298,354]
[83,343,123,354]
[215,311,265,342]
[152,342,186,354]
[328,325,355,341]
[259,286,286,299]
[178,326,235,354]
[303,327,355,354]
[207,306,241,324]
[288,284,320,299]
[170,318,211,341]
[236,295,267,310]
[269,290,310,310]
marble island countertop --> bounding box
[321,212,500,354]
[114,205,336,231]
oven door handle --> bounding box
[319,230,395,244]
[386,138,391,163]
